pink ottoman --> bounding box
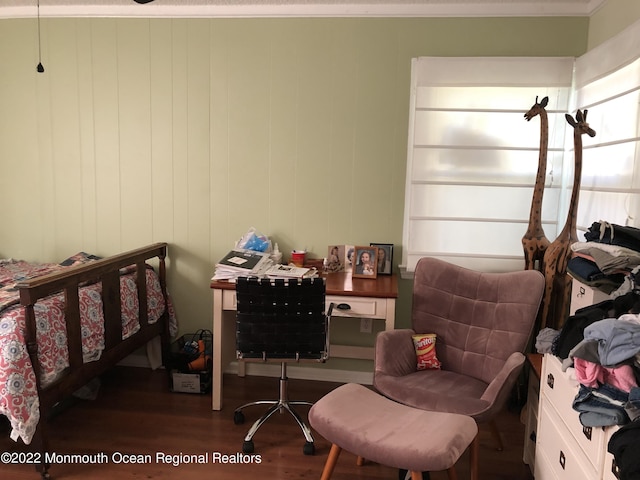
[309,383,478,480]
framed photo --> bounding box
[370,243,393,275]
[352,246,378,279]
[326,245,345,272]
[344,245,355,273]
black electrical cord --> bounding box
[34,0,154,73]
[36,0,44,72]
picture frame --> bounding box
[352,246,378,279]
[344,245,355,273]
[370,243,394,275]
[326,245,345,272]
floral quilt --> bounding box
[0,254,172,445]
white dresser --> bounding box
[523,354,541,473]
[534,353,620,479]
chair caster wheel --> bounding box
[234,411,245,425]
[242,440,254,453]
[303,441,315,455]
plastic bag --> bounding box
[235,227,272,253]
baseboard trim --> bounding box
[117,352,152,368]
[117,353,373,385]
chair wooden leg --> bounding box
[411,472,424,480]
[356,456,365,466]
[446,466,458,480]
[469,434,479,480]
[320,444,342,480]
[488,419,504,451]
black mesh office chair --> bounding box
[233,276,332,455]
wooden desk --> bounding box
[210,273,398,410]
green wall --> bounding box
[0,16,588,359]
[589,0,640,49]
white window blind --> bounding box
[573,21,640,236]
[402,56,574,275]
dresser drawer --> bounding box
[327,295,388,319]
[534,447,559,480]
[523,398,538,470]
[537,398,600,480]
[602,426,621,480]
[523,369,540,472]
[601,455,621,480]
[541,354,579,420]
[570,278,610,315]
[541,354,605,471]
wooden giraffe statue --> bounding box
[539,109,596,330]
[522,96,551,272]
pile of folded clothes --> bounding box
[569,221,640,295]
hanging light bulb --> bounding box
[36,0,44,73]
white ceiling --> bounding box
[0,0,608,19]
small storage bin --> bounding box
[168,330,212,394]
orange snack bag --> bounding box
[412,333,441,370]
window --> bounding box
[573,28,640,234]
[402,56,574,275]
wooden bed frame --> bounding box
[15,242,171,479]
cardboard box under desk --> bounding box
[170,369,212,394]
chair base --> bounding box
[233,362,316,455]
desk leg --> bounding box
[385,298,396,332]
[212,289,225,411]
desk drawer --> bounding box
[221,290,237,310]
[221,291,387,319]
[327,295,387,319]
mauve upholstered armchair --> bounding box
[373,257,544,450]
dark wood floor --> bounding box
[1,367,535,480]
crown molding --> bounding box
[0,1,607,20]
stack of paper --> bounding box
[212,249,273,281]
[264,264,318,279]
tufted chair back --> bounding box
[412,257,542,385]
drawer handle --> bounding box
[583,426,592,440]
[336,303,351,311]
[559,450,566,470]
[578,286,586,297]
[547,373,554,389]
[612,458,620,479]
